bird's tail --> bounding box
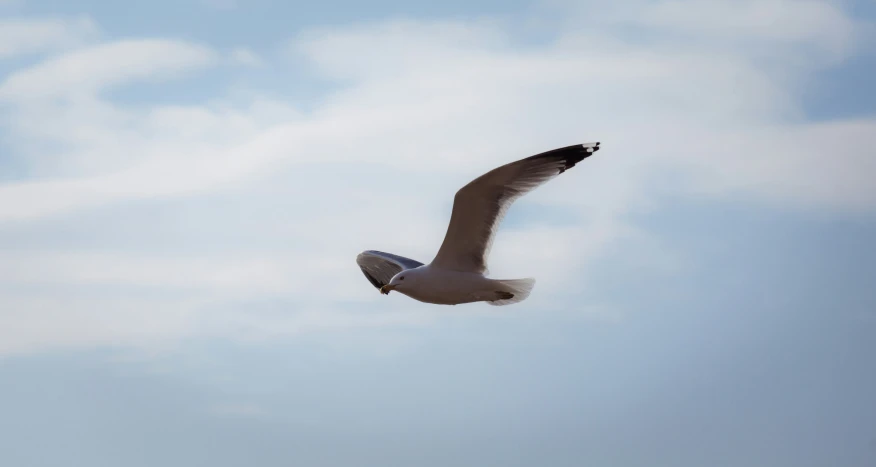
[488,278,536,306]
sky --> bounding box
[0,0,875,465]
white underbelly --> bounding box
[400,274,496,305]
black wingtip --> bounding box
[578,142,601,158]
[536,142,599,174]
[527,142,601,173]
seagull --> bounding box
[356,142,601,306]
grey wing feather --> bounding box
[356,250,424,289]
[430,142,600,274]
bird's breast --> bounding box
[399,270,492,305]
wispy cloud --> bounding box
[0,16,98,59]
[0,0,873,357]
[228,47,262,67]
[596,0,857,54]
[0,39,217,100]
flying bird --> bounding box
[356,142,601,306]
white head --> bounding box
[379,269,420,295]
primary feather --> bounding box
[430,142,600,274]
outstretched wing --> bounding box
[430,142,600,274]
[356,250,424,290]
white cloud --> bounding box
[557,0,858,59]
[0,0,873,357]
[0,292,208,356]
[657,118,876,212]
[0,16,98,59]
[0,39,218,100]
[635,0,853,49]
[228,46,262,67]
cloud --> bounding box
[557,0,858,58]
[228,47,262,67]
[0,16,98,59]
[629,0,851,47]
[0,0,873,357]
[0,39,218,101]
[661,118,876,212]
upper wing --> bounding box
[430,142,600,274]
[356,250,424,290]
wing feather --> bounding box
[429,142,600,273]
[356,250,424,289]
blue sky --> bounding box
[1,0,875,466]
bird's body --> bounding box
[372,265,534,306]
[356,142,601,306]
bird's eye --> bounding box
[399,276,405,281]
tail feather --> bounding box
[488,278,536,306]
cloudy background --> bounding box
[1,0,875,465]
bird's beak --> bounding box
[380,284,395,295]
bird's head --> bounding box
[379,271,415,295]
